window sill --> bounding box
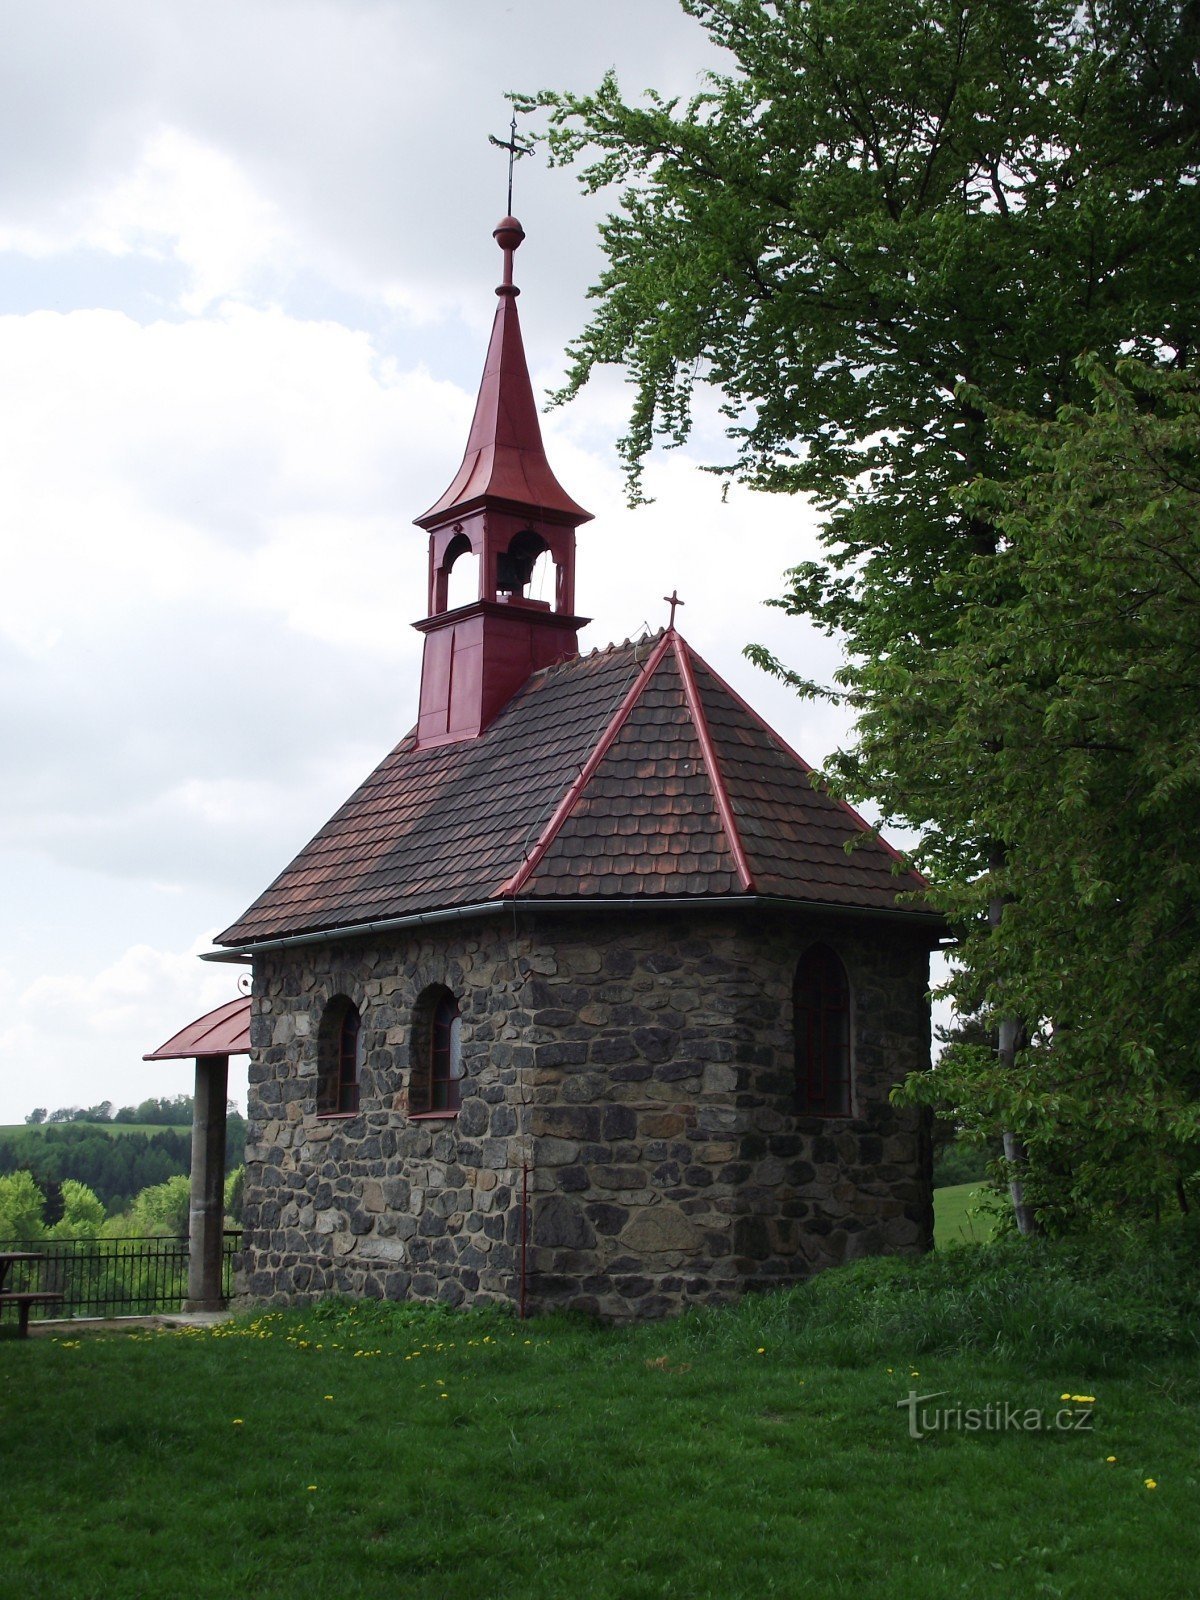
[315,1111,360,1121]
[408,1110,459,1121]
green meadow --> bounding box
[933,1181,1001,1249]
[4,1227,1198,1600]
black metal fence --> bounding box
[0,1232,240,1323]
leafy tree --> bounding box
[132,1095,194,1126]
[522,0,1200,1224]
[224,1164,245,1225]
[49,1180,107,1238]
[0,1171,46,1241]
[130,1175,191,1237]
[899,357,1200,1223]
[226,1111,247,1172]
[24,1108,47,1126]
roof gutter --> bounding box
[201,893,947,963]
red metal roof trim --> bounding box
[671,631,755,893]
[143,996,251,1061]
[497,630,674,898]
[687,645,930,887]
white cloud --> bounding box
[0,127,290,315]
[0,935,249,1120]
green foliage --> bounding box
[932,1139,992,1188]
[523,1,1200,1227]
[722,1222,1200,1369]
[48,1180,107,1239]
[0,1169,46,1241]
[899,359,1200,1224]
[223,1164,244,1224]
[129,1174,191,1236]
[523,0,1197,498]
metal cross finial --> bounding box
[488,113,534,215]
[664,589,685,629]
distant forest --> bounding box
[24,1094,200,1127]
[1,1097,246,1214]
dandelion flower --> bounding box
[1106,1456,1116,1464]
[232,1419,243,1426]
[1145,1479,1157,1490]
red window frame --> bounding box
[794,947,851,1116]
[428,994,463,1113]
[335,1005,361,1114]
[318,997,362,1116]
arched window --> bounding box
[411,985,464,1115]
[793,946,851,1116]
[317,996,363,1116]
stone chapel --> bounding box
[215,215,940,1320]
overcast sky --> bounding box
[0,0,860,1125]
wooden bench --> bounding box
[0,1289,65,1338]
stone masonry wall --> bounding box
[238,907,932,1318]
[517,910,932,1318]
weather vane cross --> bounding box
[488,113,534,215]
[664,589,685,629]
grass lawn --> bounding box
[934,1182,1001,1249]
[3,1235,1198,1600]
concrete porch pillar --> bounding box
[184,1052,229,1312]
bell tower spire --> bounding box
[412,216,592,748]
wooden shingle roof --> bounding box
[217,630,936,947]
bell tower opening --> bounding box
[497,529,553,608]
[442,532,479,613]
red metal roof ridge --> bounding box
[686,643,932,891]
[496,630,676,898]
[671,632,756,893]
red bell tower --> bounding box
[412,216,593,748]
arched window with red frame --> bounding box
[793,946,851,1117]
[411,985,465,1115]
[317,995,363,1116]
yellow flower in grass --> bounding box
[1106,1456,1117,1465]
[232,1419,243,1426]
[1145,1479,1157,1490]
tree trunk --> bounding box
[990,858,1039,1236]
